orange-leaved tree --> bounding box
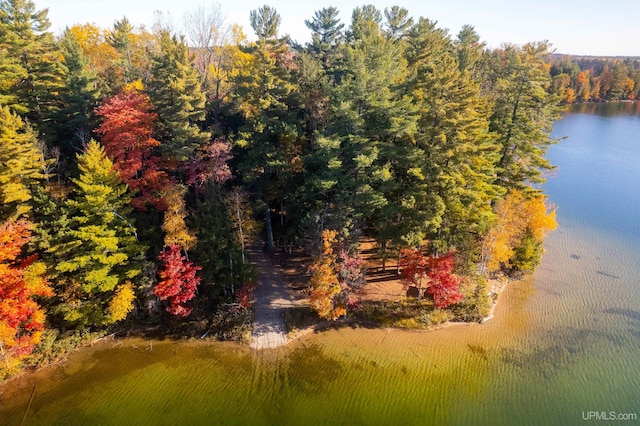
[309,229,345,320]
[0,219,52,375]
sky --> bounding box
[35,0,640,57]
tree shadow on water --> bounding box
[285,343,343,395]
[603,308,640,321]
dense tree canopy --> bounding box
[0,2,567,374]
[0,218,52,371]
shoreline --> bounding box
[2,275,518,381]
[282,276,517,345]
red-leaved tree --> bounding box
[399,248,431,301]
[155,244,201,317]
[95,89,170,210]
[234,282,255,311]
[399,249,464,308]
[425,253,464,309]
[338,250,366,292]
[0,219,52,366]
[184,138,233,196]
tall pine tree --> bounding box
[0,0,64,135]
[53,140,144,327]
[329,5,416,245]
[51,28,100,164]
[233,5,300,251]
[147,30,210,164]
[0,106,46,220]
[483,42,561,192]
[405,18,500,255]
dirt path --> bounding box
[249,247,300,350]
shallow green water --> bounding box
[2,103,639,425]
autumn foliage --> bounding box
[398,248,431,299]
[185,138,233,193]
[107,281,136,322]
[95,89,170,210]
[0,219,52,366]
[0,1,569,375]
[309,230,344,320]
[155,244,201,317]
[235,282,255,309]
[399,249,463,309]
[482,190,557,274]
[424,253,464,309]
[309,231,366,320]
[338,250,366,293]
[162,184,197,251]
[0,106,47,219]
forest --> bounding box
[0,0,564,377]
[549,54,640,103]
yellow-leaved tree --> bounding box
[482,190,556,275]
[54,140,143,327]
[309,230,345,320]
[161,184,197,251]
[0,106,47,220]
[107,281,136,322]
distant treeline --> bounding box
[548,54,640,103]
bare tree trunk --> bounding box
[264,200,274,252]
[234,191,246,264]
[381,240,387,272]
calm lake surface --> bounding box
[2,103,639,425]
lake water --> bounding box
[2,103,639,425]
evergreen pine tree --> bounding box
[328,6,416,244]
[405,18,500,254]
[53,140,144,327]
[0,0,65,133]
[483,42,561,192]
[107,17,135,79]
[52,28,100,163]
[0,106,46,220]
[233,5,300,252]
[147,30,210,164]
